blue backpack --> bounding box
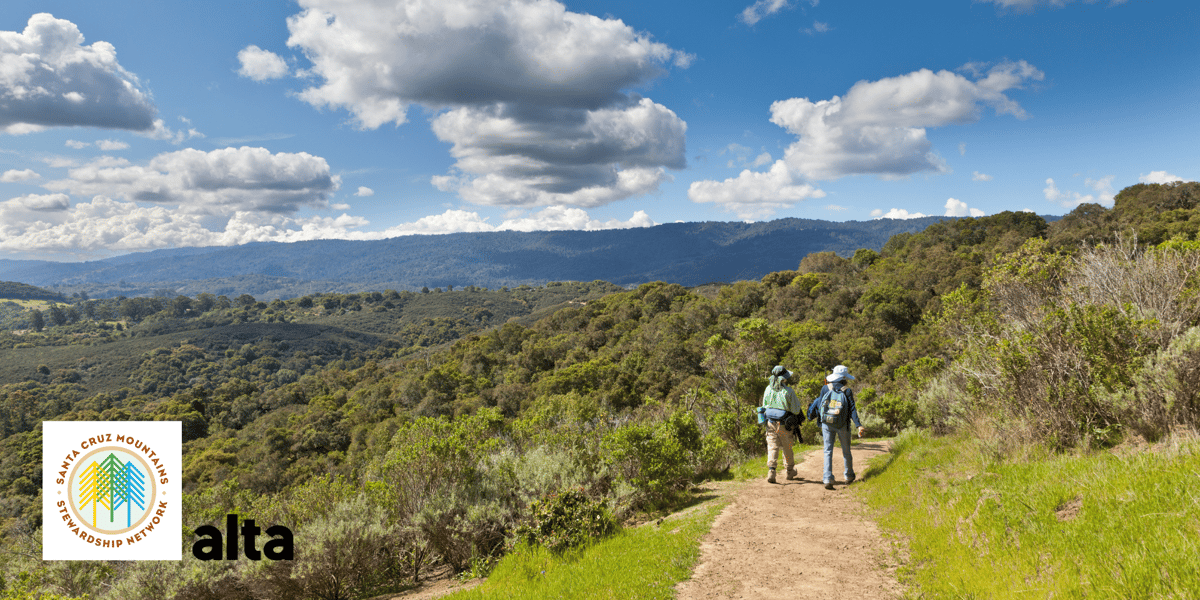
[821,384,851,429]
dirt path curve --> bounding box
[676,441,903,599]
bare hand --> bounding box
[857,426,865,438]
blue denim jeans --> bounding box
[821,423,854,483]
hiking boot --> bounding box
[786,467,798,480]
[846,476,856,485]
[767,469,776,484]
[824,480,834,490]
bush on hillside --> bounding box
[1098,326,1200,442]
[515,488,617,553]
[282,496,401,600]
[868,393,919,433]
[935,239,1200,448]
[601,411,704,509]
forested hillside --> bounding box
[1,181,1198,600]
[0,216,962,299]
[0,282,64,302]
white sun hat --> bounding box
[825,364,856,383]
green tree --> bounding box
[48,304,67,327]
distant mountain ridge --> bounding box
[0,216,972,298]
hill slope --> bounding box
[0,281,65,301]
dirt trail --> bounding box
[676,441,903,599]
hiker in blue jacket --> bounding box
[761,365,805,484]
[808,365,865,490]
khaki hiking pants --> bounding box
[765,420,794,470]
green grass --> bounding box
[859,430,1200,598]
[442,500,725,600]
[1,299,52,309]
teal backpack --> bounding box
[821,384,851,429]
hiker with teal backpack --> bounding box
[808,365,865,490]
[760,365,806,484]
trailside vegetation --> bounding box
[861,430,1200,598]
[1,181,1198,599]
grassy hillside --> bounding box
[861,431,1200,597]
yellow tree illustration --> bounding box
[77,461,108,527]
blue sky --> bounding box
[0,0,1195,260]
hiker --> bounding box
[761,365,805,484]
[808,364,865,490]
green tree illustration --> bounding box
[98,453,125,524]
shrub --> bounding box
[855,406,891,438]
[871,393,920,432]
[170,570,254,600]
[1099,325,1200,441]
[601,422,691,508]
[285,495,401,600]
[96,562,184,600]
[695,433,733,476]
[515,489,617,553]
[488,445,595,506]
[415,494,510,573]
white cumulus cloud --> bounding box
[0,14,157,134]
[1,193,70,216]
[688,161,826,219]
[96,139,129,151]
[1139,170,1184,184]
[498,206,655,232]
[430,98,685,207]
[282,0,690,208]
[688,61,1040,218]
[972,171,993,181]
[870,208,929,220]
[355,186,374,197]
[43,146,340,215]
[367,206,656,238]
[944,198,985,217]
[768,60,1042,181]
[237,45,290,81]
[1,169,40,182]
[0,195,374,256]
[1043,176,1115,209]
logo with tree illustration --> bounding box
[68,447,155,535]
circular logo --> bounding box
[67,446,157,535]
